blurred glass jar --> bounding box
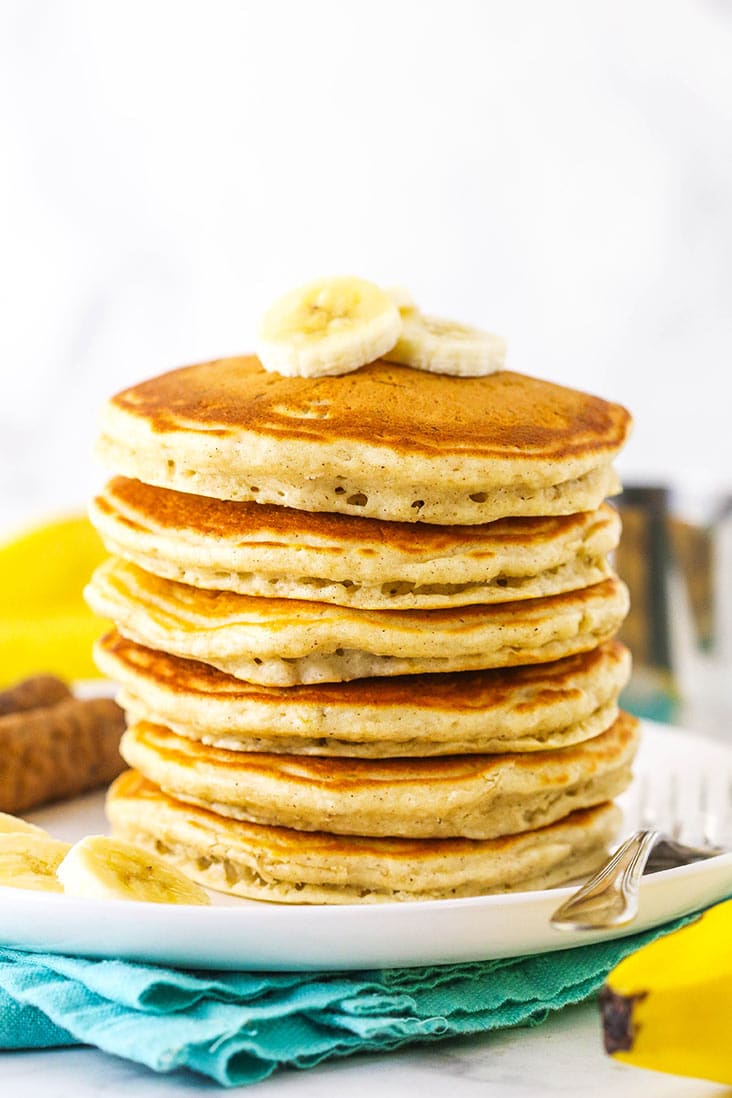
[615,485,732,740]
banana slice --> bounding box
[384,311,506,377]
[384,285,417,315]
[0,833,70,892]
[57,835,210,905]
[257,275,401,378]
[0,811,48,835]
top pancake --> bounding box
[97,359,631,524]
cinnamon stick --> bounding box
[0,697,126,814]
[0,675,72,717]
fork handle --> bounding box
[550,829,661,931]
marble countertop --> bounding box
[2,1001,721,1096]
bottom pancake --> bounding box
[107,770,622,904]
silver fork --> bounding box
[550,772,730,932]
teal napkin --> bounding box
[0,914,699,1087]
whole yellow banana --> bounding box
[0,514,108,686]
[600,898,732,1085]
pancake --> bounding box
[96,633,631,756]
[91,478,620,610]
[119,712,638,839]
[97,359,631,525]
[107,770,623,903]
[86,558,630,686]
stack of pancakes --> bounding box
[87,358,636,903]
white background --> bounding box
[1,0,731,532]
[1,8,732,1089]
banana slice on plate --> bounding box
[57,835,210,905]
[0,811,49,835]
[257,275,401,378]
[384,310,506,377]
[0,832,70,892]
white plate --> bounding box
[1,720,732,971]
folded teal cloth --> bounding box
[0,917,698,1086]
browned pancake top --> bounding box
[110,358,631,461]
[129,711,638,788]
[110,769,615,857]
[97,557,624,632]
[99,476,618,557]
[99,630,629,712]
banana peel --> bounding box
[0,514,108,686]
[601,897,732,1086]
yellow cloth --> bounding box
[0,515,108,687]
